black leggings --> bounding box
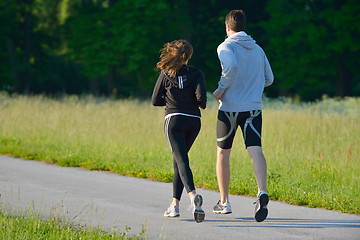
[164,114,201,200]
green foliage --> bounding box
[0,94,359,214]
[0,0,25,91]
[65,0,172,90]
[261,0,360,99]
[0,0,88,94]
[0,1,359,99]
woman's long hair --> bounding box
[156,40,193,78]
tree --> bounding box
[63,0,173,96]
[261,0,360,99]
[0,0,27,93]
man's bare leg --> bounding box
[248,146,269,222]
[247,146,267,193]
[216,146,231,203]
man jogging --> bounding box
[212,9,274,222]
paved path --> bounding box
[0,156,359,239]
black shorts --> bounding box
[217,110,262,149]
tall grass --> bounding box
[0,92,359,214]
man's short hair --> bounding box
[225,10,246,32]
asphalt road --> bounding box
[1,156,359,239]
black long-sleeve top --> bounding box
[152,65,207,117]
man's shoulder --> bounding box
[217,40,234,54]
[254,43,265,53]
[218,39,231,48]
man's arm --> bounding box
[264,55,274,87]
[212,89,223,101]
[214,43,237,99]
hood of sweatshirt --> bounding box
[225,31,256,50]
[162,65,200,89]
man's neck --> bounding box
[227,31,247,37]
[227,30,240,37]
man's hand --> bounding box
[213,89,223,101]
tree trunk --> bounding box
[24,0,31,94]
[7,38,20,88]
[335,60,352,97]
[89,78,100,96]
[106,0,117,97]
[109,0,116,7]
[107,66,117,96]
[3,0,19,92]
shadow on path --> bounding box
[193,217,360,229]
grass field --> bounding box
[0,92,359,214]
[0,203,145,239]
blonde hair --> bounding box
[156,40,193,78]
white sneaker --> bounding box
[164,205,180,217]
[213,200,232,214]
[191,194,205,223]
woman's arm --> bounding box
[195,70,207,109]
[151,73,166,106]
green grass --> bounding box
[0,204,146,239]
[0,92,359,214]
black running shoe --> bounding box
[192,194,205,223]
[254,193,269,222]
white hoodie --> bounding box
[216,31,274,112]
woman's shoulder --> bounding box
[182,66,204,84]
[185,65,203,75]
[187,65,198,71]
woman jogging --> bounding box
[152,39,207,223]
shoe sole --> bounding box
[164,214,180,218]
[255,194,269,222]
[194,195,205,223]
[213,210,232,214]
[194,209,205,223]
